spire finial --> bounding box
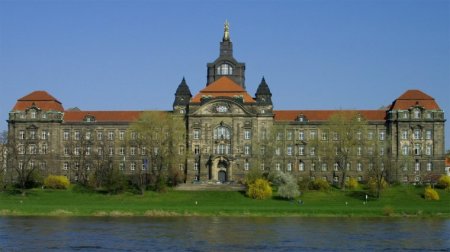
[223,20,230,41]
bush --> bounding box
[244,168,263,186]
[437,175,450,190]
[345,178,359,190]
[424,186,440,201]
[44,175,70,189]
[277,173,300,200]
[367,177,388,197]
[247,178,272,200]
[309,179,330,191]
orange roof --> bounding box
[274,110,387,122]
[64,111,142,123]
[13,91,64,111]
[191,76,255,103]
[390,90,440,110]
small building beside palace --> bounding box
[6,23,446,185]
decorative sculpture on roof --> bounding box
[223,20,230,41]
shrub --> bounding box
[277,174,300,200]
[44,175,70,189]
[345,178,359,190]
[437,175,450,190]
[244,168,263,185]
[309,179,330,191]
[247,178,272,200]
[424,186,440,201]
[367,177,388,197]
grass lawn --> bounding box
[0,185,449,217]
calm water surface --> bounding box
[0,217,449,251]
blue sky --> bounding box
[0,0,449,149]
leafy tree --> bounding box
[318,111,368,188]
[128,111,185,194]
[247,178,272,199]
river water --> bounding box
[0,217,449,251]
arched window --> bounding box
[216,63,233,75]
[214,126,231,140]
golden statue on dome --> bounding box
[223,20,230,41]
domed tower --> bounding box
[206,21,246,89]
[173,77,192,115]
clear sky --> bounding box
[0,0,449,149]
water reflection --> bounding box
[0,217,449,251]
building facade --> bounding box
[6,23,446,184]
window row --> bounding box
[62,130,137,141]
[401,129,433,140]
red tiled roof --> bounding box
[191,76,256,103]
[274,110,387,122]
[390,90,440,110]
[13,91,64,111]
[63,111,142,122]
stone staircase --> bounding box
[174,183,246,191]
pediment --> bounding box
[193,100,253,116]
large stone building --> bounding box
[6,23,446,184]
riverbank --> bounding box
[0,186,449,217]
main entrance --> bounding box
[209,156,231,182]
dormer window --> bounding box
[297,114,307,122]
[84,115,96,123]
[31,111,36,119]
[216,63,233,75]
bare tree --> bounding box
[318,111,368,188]
[0,131,8,188]
[6,127,42,194]
[366,140,391,198]
[128,111,185,193]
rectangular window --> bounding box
[334,163,339,171]
[30,130,36,140]
[86,146,91,156]
[260,146,265,155]
[141,147,146,155]
[193,129,200,140]
[194,162,199,171]
[402,145,409,156]
[286,131,293,140]
[194,145,200,155]
[244,145,251,155]
[63,162,69,170]
[119,131,125,140]
[130,147,136,156]
[64,147,69,156]
[276,132,283,141]
[130,162,136,171]
[244,129,251,140]
[333,132,339,141]
[131,131,137,140]
[299,146,305,155]
[41,130,48,140]
[367,131,373,140]
[321,163,327,171]
[287,162,292,172]
[74,147,80,156]
[379,131,385,141]
[19,130,25,140]
[275,163,281,171]
[357,163,362,172]
[119,162,125,170]
[425,145,432,155]
[31,111,36,119]
[402,130,408,140]
[287,146,292,156]
[415,161,420,171]
[244,162,250,171]
[299,130,304,140]
[311,163,316,171]
[299,162,304,171]
[310,147,315,156]
[119,147,125,155]
[357,146,362,156]
[413,129,421,140]
[97,132,103,141]
[41,144,48,154]
[109,147,114,156]
[427,162,432,171]
[321,131,328,141]
[275,147,281,156]
[108,131,114,140]
[74,131,80,140]
[309,130,317,140]
[85,131,91,140]
[425,130,432,140]
[414,144,421,155]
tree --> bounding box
[318,111,368,188]
[275,172,300,200]
[6,127,43,193]
[128,111,185,194]
[0,131,7,189]
[366,140,391,198]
